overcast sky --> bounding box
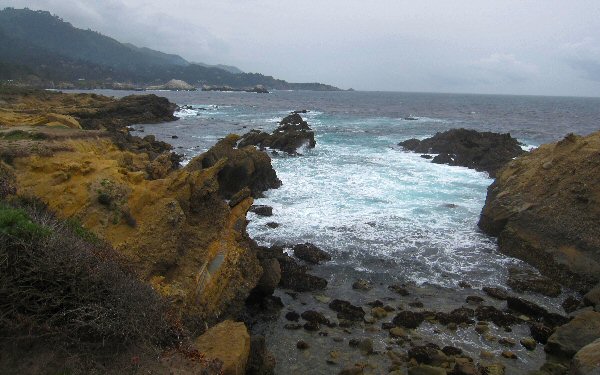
[2,0,600,96]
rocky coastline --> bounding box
[1,88,599,374]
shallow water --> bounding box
[78,89,600,373]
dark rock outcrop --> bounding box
[188,134,282,199]
[478,132,600,291]
[329,299,365,322]
[239,113,316,155]
[74,94,178,132]
[292,243,332,264]
[398,128,525,177]
[392,311,424,329]
[255,245,327,292]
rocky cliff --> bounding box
[1,89,278,324]
[479,132,600,292]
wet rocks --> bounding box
[475,306,521,327]
[329,299,365,322]
[520,337,537,350]
[466,296,484,304]
[398,128,525,177]
[562,296,583,313]
[506,267,562,297]
[301,310,329,324]
[530,322,554,344]
[545,310,600,357]
[436,307,475,325]
[296,340,310,350]
[292,243,331,264]
[389,284,410,296]
[352,279,373,291]
[276,253,327,292]
[482,287,509,300]
[239,113,316,155]
[392,311,424,329]
[250,205,273,217]
[285,311,300,321]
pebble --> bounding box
[390,327,406,338]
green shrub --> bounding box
[0,201,181,351]
[0,205,51,239]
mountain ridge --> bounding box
[0,7,340,91]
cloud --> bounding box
[471,53,539,83]
[560,38,600,82]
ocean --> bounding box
[89,89,600,374]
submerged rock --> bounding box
[398,128,525,177]
[352,279,373,291]
[329,299,365,321]
[239,113,316,155]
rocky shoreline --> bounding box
[1,89,598,374]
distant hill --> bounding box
[0,8,339,91]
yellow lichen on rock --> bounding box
[194,320,251,375]
[11,135,262,320]
[479,131,600,290]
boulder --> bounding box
[301,310,329,324]
[195,320,251,375]
[398,128,525,177]
[570,338,600,375]
[187,134,282,199]
[475,306,521,327]
[239,113,316,155]
[478,132,600,291]
[393,311,425,329]
[250,205,273,217]
[277,254,327,292]
[329,299,365,321]
[292,243,332,264]
[545,311,600,358]
[352,279,373,291]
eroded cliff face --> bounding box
[11,135,266,322]
[0,90,274,324]
[479,132,600,291]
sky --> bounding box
[2,0,600,96]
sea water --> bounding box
[88,89,600,373]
